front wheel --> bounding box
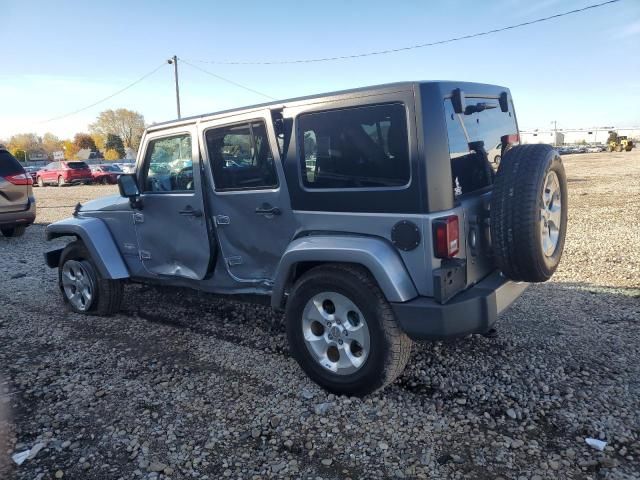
[286,264,412,396]
[58,241,123,315]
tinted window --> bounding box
[206,121,278,191]
[444,97,517,195]
[67,162,89,169]
[298,103,410,189]
[142,134,193,192]
[0,150,24,176]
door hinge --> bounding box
[139,250,151,260]
[227,256,243,266]
[215,215,230,225]
[133,212,144,224]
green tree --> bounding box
[105,133,125,159]
[74,133,97,151]
[90,108,145,151]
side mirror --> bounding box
[117,174,142,208]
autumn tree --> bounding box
[8,133,42,161]
[90,109,145,151]
[104,149,121,161]
[74,133,97,151]
[91,133,106,152]
[105,133,125,159]
[63,140,80,160]
[42,133,62,157]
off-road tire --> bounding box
[58,240,123,315]
[286,264,412,396]
[1,225,26,237]
[491,144,568,282]
[58,176,65,187]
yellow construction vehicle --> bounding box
[607,131,634,152]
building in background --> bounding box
[521,127,640,145]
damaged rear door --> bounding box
[134,124,213,279]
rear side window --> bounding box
[299,103,410,189]
[0,150,25,176]
[67,162,89,169]
[206,121,278,191]
[444,97,518,195]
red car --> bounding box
[90,164,122,185]
[36,161,93,187]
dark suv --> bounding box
[0,148,36,237]
[44,82,568,395]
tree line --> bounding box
[0,108,145,162]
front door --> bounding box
[200,113,295,284]
[134,126,212,279]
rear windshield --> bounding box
[67,161,89,169]
[444,97,518,196]
[0,150,25,176]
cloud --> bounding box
[614,19,640,39]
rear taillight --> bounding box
[433,215,459,259]
[4,173,33,185]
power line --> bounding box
[40,62,168,124]
[186,0,621,65]
[178,58,276,100]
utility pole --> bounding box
[167,55,181,119]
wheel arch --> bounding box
[45,217,129,280]
[271,235,418,309]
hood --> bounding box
[79,194,130,212]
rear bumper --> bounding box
[0,198,36,227]
[391,271,528,340]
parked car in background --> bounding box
[23,166,39,185]
[90,164,122,184]
[115,162,136,174]
[36,161,93,187]
[587,145,605,153]
[0,148,36,237]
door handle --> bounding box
[179,206,203,217]
[255,204,281,216]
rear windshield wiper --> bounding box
[464,102,497,115]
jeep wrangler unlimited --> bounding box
[45,82,567,396]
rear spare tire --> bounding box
[491,144,567,282]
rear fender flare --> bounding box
[45,217,129,280]
[271,235,418,309]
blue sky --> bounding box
[1,0,639,140]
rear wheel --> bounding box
[286,264,412,396]
[58,176,66,187]
[58,241,123,315]
[491,144,568,282]
[1,225,26,237]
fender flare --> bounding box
[271,235,418,309]
[45,217,129,280]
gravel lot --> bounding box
[1,151,639,479]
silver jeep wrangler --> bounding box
[45,82,567,396]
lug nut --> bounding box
[338,339,343,345]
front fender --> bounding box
[45,216,129,280]
[271,235,418,308]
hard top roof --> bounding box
[147,80,508,132]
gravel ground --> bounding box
[0,151,639,480]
